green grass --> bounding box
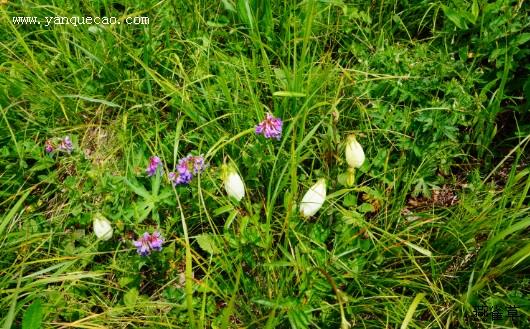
[1,0,529,328]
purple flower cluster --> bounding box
[133,231,164,256]
[168,155,206,186]
[255,113,283,140]
[44,136,73,154]
[58,136,73,153]
[146,156,163,176]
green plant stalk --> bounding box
[176,195,196,328]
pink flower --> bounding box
[133,231,164,256]
[146,156,163,176]
[45,140,54,153]
[255,113,283,140]
[57,136,73,153]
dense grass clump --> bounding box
[1,0,529,328]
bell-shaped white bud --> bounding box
[222,165,245,201]
[300,178,327,218]
[93,213,113,241]
[345,135,365,168]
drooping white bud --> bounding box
[222,165,245,201]
[93,213,113,241]
[300,178,327,218]
[345,135,365,168]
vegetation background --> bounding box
[1,0,529,328]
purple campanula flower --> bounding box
[58,136,73,153]
[146,156,163,177]
[133,231,164,256]
[255,113,283,140]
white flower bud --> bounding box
[222,165,245,201]
[93,213,113,241]
[300,178,326,218]
[345,135,365,168]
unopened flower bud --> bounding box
[222,164,245,201]
[345,135,365,168]
[300,178,326,218]
[93,213,113,241]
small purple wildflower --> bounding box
[146,156,163,177]
[133,231,164,256]
[149,231,164,251]
[45,140,54,153]
[168,160,193,185]
[58,136,73,153]
[168,155,206,185]
[187,155,207,174]
[255,113,283,140]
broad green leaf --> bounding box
[123,178,151,199]
[357,202,374,213]
[196,234,220,255]
[22,299,43,329]
[512,33,530,47]
[441,5,468,29]
[221,0,236,12]
[124,288,139,307]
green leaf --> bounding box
[124,288,139,307]
[471,0,479,20]
[195,234,220,255]
[22,299,43,329]
[118,277,135,288]
[287,308,310,329]
[358,203,375,213]
[123,178,151,199]
[221,0,236,12]
[342,194,357,207]
[0,189,31,239]
[512,33,530,47]
[273,91,307,97]
[28,159,55,172]
[441,5,468,29]
[213,204,234,216]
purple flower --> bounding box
[149,231,164,251]
[168,160,192,185]
[58,136,73,153]
[255,113,283,140]
[146,156,163,176]
[168,170,192,185]
[168,155,206,185]
[133,231,164,256]
[45,140,54,153]
[188,155,207,174]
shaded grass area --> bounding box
[1,0,529,328]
